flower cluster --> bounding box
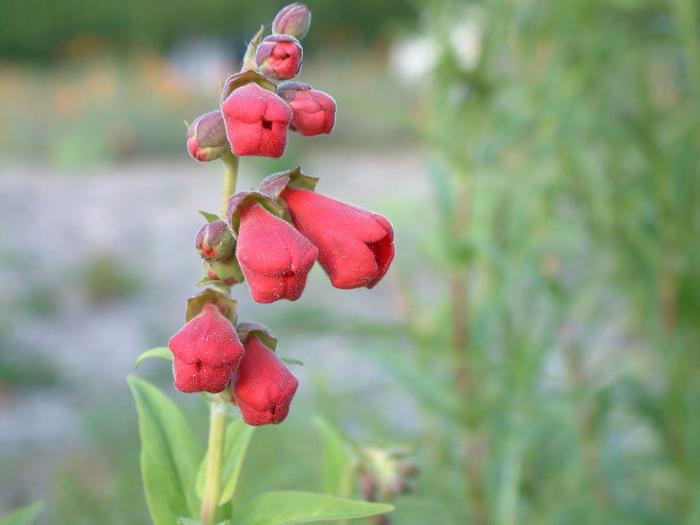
[171,3,395,427]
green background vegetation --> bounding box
[1,0,699,524]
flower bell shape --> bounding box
[273,3,312,40]
[168,304,244,393]
[186,111,229,162]
[281,188,394,289]
[221,83,292,158]
[235,202,318,303]
[255,35,303,81]
[232,334,298,426]
[278,83,336,136]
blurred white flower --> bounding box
[389,35,440,81]
[449,17,483,72]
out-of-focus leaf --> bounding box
[313,416,356,497]
[128,375,203,524]
[196,418,255,505]
[235,491,393,525]
[0,502,43,525]
[177,519,229,525]
[134,347,172,369]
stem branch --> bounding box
[201,395,228,525]
[221,153,240,218]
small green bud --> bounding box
[195,220,234,261]
[186,111,228,162]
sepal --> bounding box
[185,288,237,323]
[220,70,276,106]
[258,166,318,202]
[236,321,278,351]
[226,191,287,234]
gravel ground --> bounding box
[0,149,428,507]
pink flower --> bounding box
[235,202,318,303]
[233,333,298,426]
[168,304,244,393]
[221,83,292,158]
[281,188,394,289]
[256,35,303,81]
[278,83,336,136]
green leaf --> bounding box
[0,502,43,525]
[134,347,172,370]
[199,210,220,223]
[235,491,393,525]
[178,519,230,525]
[128,375,203,525]
[313,417,356,497]
[281,357,304,366]
[196,418,255,505]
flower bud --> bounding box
[280,188,394,289]
[232,332,299,426]
[273,3,312,39]
[278,82,336,136]
[204,254,245,286]
[235,202,317,303]
[195,220,234,261]
[186,111,228,162]
[221,83,292,158]
[168,303,244,393]
[255,35,303,81]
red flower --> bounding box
[256,35,303,81]
[168,304,244,393]
[221,83,292,158]
[279,84,336,136]
[236,202,318,303]
[281,188,394,289]
[232,334,298,426]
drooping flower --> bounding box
[168,304,244,393]
[232,332,298,426]
[281,188,394,289]
[278,82,336,136]
[235,202,317,303]
[221,83,292,158]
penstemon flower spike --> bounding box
[131,5,397,525]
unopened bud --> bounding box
[205,254,244,286]
[273,3,312,40]
[195,221,234,261]
[360,473,377,501]
[277,82,336,136]
[186,111,228,162]
[256,35,303,81]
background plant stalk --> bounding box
[200,395,228,524]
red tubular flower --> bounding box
[278,83,336,136]
[221,83,292,158]
[233,334,298,426]
[255,35,303,81]
[168,304,244,393]
[235,202,318,303]
[281,188,394,289]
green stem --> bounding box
[201,395,228,525]
[221,153,240,218]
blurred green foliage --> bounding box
[0,0,416,61]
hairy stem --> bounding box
[201,395,228,525]
[221,153,240,218]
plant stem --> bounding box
[221,153,240,218]
[201,395,228,525]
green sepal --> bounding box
[199,210,221,223]
[241,25,266,72]
[134,347,172,370]
[186,288,237,324]
[258,167,319,202]
[225,191,287,236]
[221,69,275,105]
[281,357,304,366]
[235,321,278,350]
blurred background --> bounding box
[1,0,699,524]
